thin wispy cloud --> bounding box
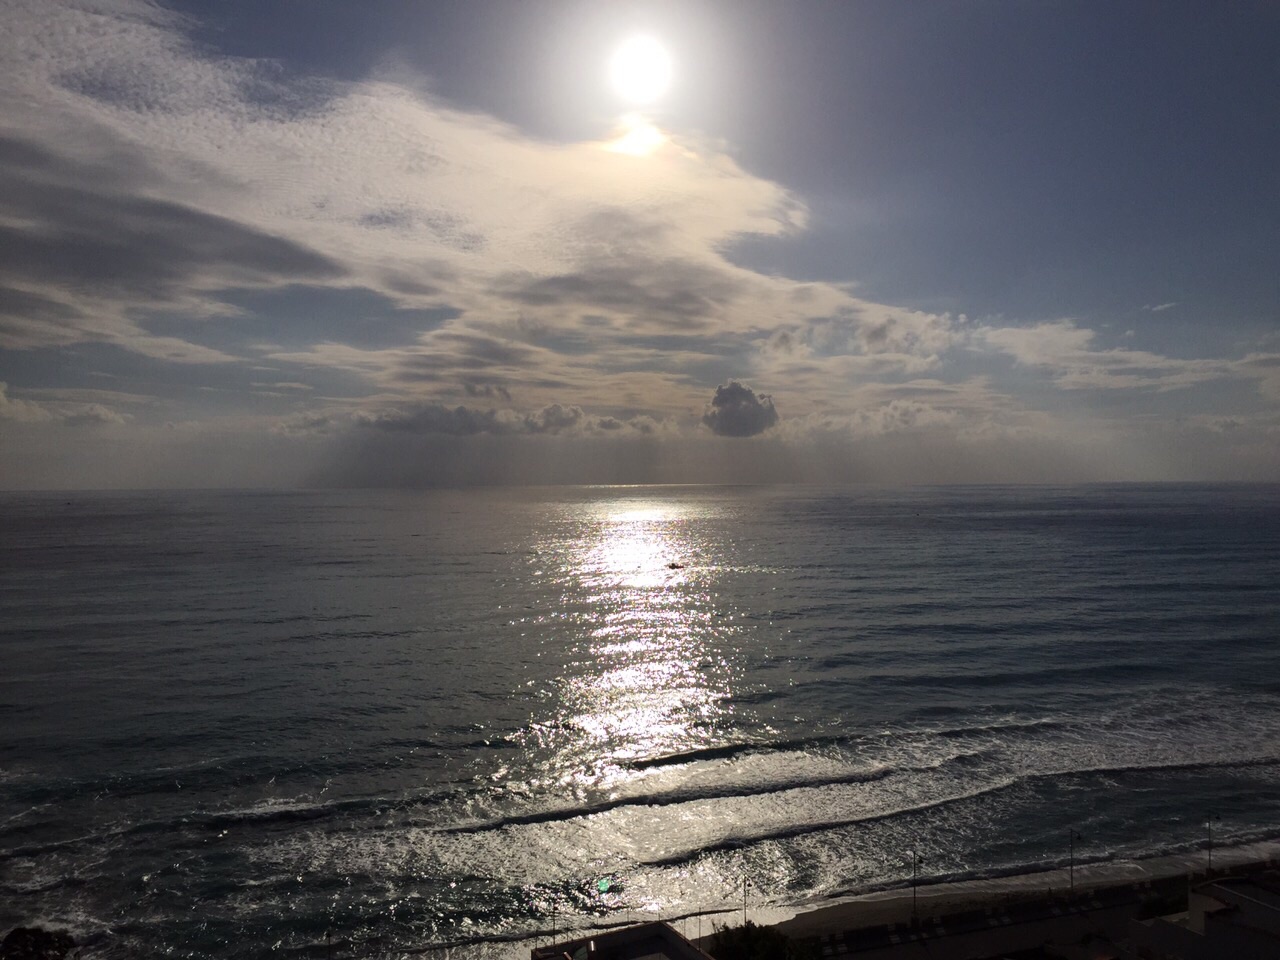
[0,0,1275,486]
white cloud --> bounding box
[981,320,1237,391]
[0,0,958,388]
[0,382,53,422]
[0,0,1275,485]
[0,382,131,426]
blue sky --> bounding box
[1,0,1277,487]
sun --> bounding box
[609,35,673,105]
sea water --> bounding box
[2,484,1279,957]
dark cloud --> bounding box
[0,129,169,196]
[274,413,338,436]
[0,286,86,348]
[522,403,583,434]
[702,381,779,437]
[766,329,797,355]
[379,265,455,298]
[462,382,512,401]
[0,341,377,420]
[358,207,485,251]
[1242,354,1280,370]
[860,319,892,349]
[394,332,537,383]
[571,208,673,255]
[359,404,503,436]
[0,186,342,295]
[0,286,83,324]
[494,259,741,329]
[0,133,344,347]
[144,285,454,353]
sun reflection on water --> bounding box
[527,499,740,781]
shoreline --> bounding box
[515,839,1280,959]
[560,839,1280,954]
[758,838,1280,941]
[12,842,1280,958]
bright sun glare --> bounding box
[609,35,673,105]
[605,113,666,156]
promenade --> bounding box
[736,842,1280,958]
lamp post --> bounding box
[1207,813,1220,873]
[742,876,750,928]
[909,850,922,921]
[1069,830,1083,892]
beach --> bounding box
[643,841,1280,947]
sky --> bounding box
[1,0,1278,488]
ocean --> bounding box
[2,484,1279,958]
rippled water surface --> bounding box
[2,484,1280,957]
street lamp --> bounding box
[908,850,923,921]
[1069,830,1083,892]
[1207,813,1220,873]
[742,876,750,927]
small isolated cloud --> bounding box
[701,381,779,437]
[1144,302,1178,312]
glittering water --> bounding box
[2,484,1280,957]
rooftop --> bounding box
[530,922,714,960]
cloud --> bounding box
[980,320,1234,391]
[463,382,512,401]
[1240,353,1280,402]
[1144,302,1178,312]
[522,403,584,434]
[770,377,1033,443]
[0,0,1274,486]
[701,381,779,437]
[61,404,129,427]
[0,382,53,423]
[355,401,653,437]
[493,258,744,330]
[273,413,338,436]
[358,403,506,436]
[0,0,959,383]
[0,382,130,426]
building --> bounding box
[531,922,716,960]
[1127,873,1280,959]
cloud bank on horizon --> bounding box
[0,0,1277,487]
